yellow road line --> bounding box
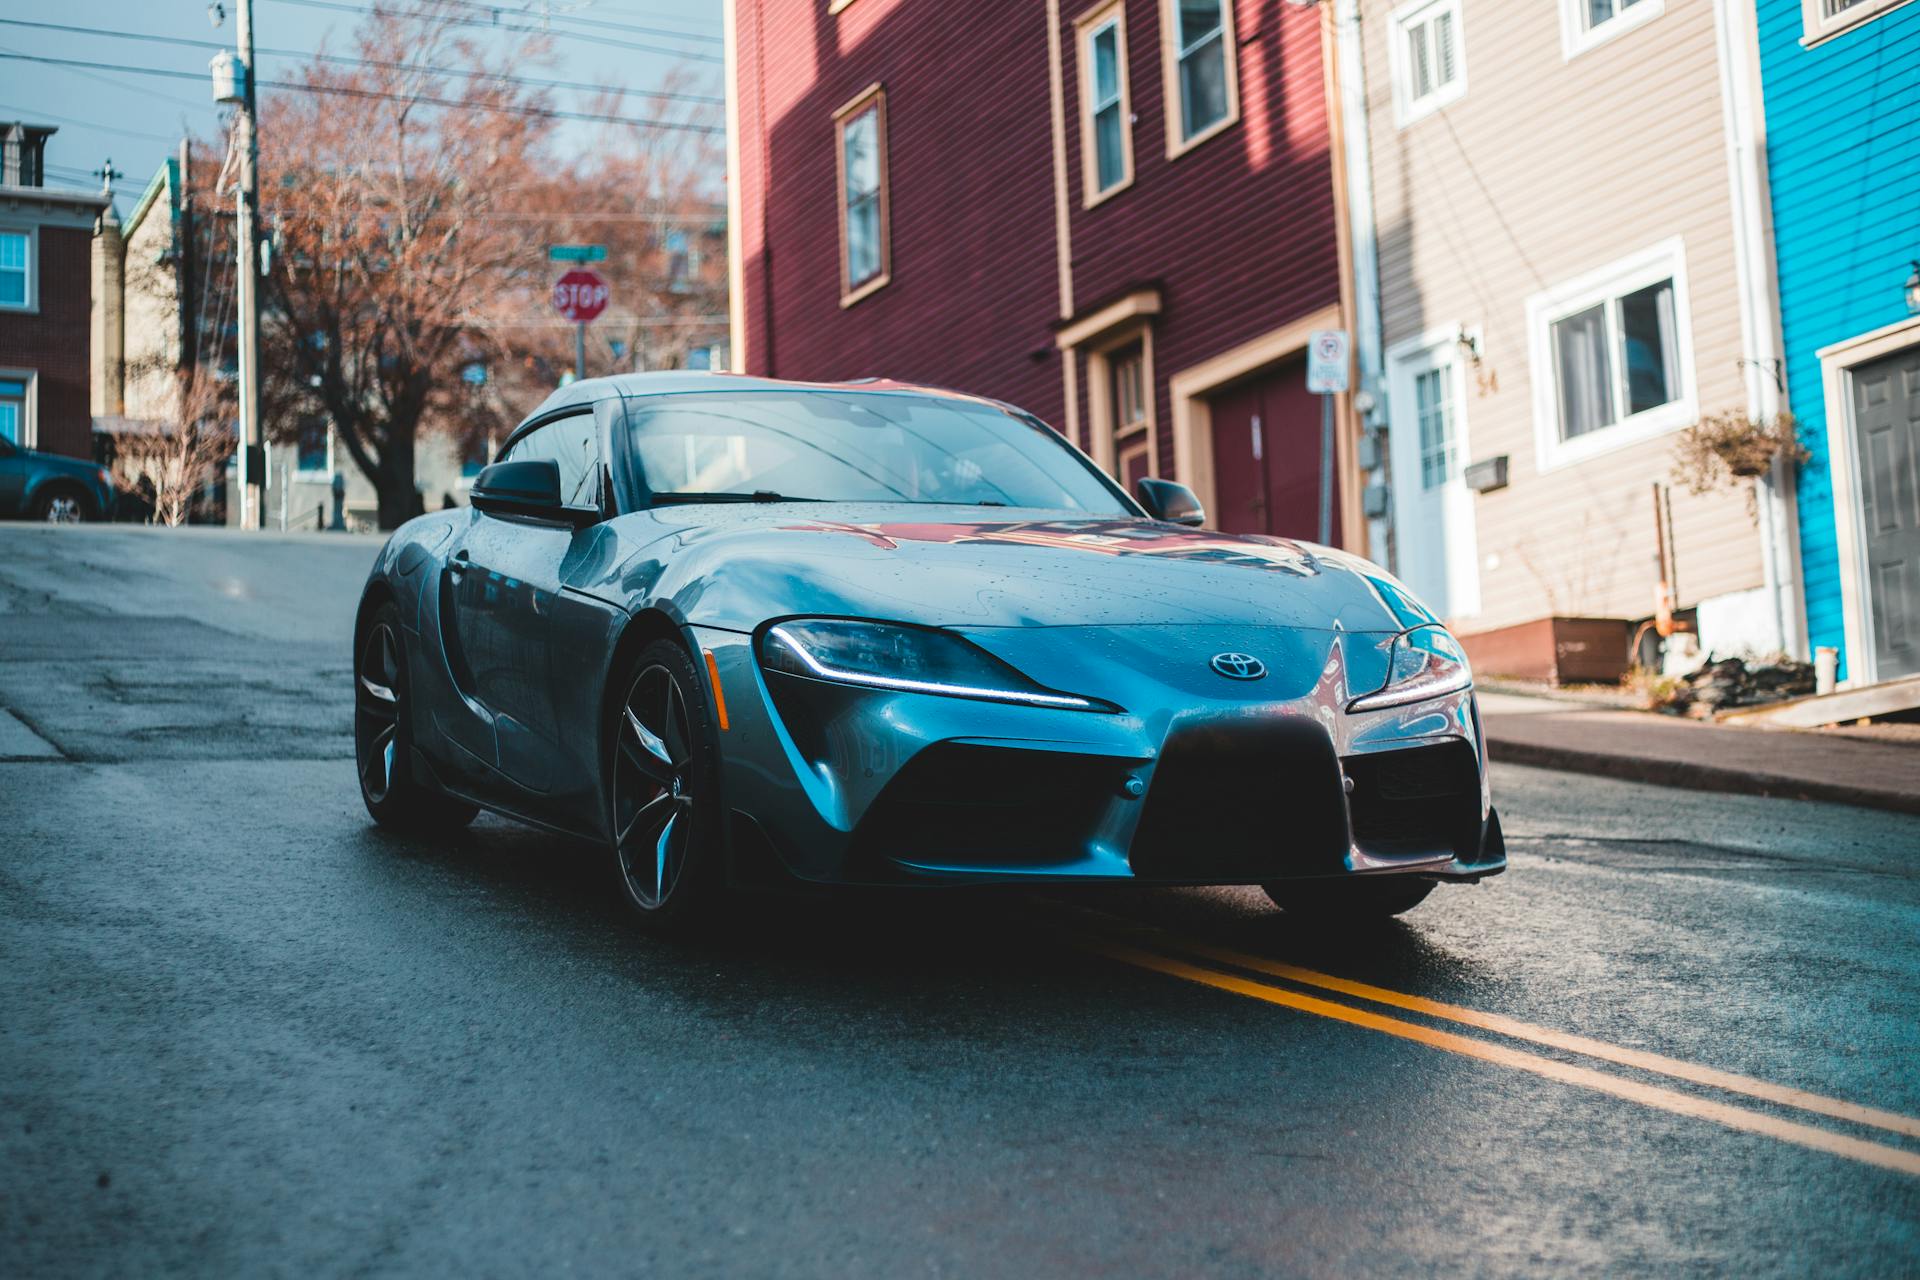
[1147,936,1920,1144]
[1087,940,1920,1178]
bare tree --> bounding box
[256,7,560,528]
[109,360,236,526]
[252,3,725,526]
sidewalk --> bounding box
[1478,692,1920,816]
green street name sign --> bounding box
[548,244,608,263]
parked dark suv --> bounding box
[0,435,117,522]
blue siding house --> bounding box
[1757,0,1920,684]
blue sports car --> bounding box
[354,374,1504,929]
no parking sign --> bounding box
[1306,329,1350,394]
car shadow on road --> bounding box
[354,812,1477,1028]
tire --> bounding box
[607,638,725,931]
[354,602,478,834]
[32,485,93,524]
[1261,876,1435,920]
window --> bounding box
[0,376,25,445]
[1112,345,1148,434]
[1527,239,1695,469]
[1800,0,1913,45]
[1077,3,1134,204]
[0,231,28,309]
[1161,0,1239,156]
[505,412,602,508]
[1390,0,1466,126]
[1559,0,1662,58]
[1414,365,1458,490]
[295,419,330,475]
[459,433,490,486]
[834,85,890,306]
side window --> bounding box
[504,411,602,508]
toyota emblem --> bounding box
[1210,652,1267,680]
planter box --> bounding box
[1457,616,1631,685]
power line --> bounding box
[565,2,722,34]
[422,0,724,44]
[262,0,724,62]
[0,18,725,107]
[0,52,724,134]
[0,42,216,114]
[0,101,187,145]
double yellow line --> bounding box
[1071,920,1920,1178]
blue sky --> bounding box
[1,0,724,210]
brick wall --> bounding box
[0,223,94,459]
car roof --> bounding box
[526,371,1013,419]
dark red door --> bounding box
[1206,358,1339,543]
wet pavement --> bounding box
[1,525,1916,1276]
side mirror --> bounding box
[470,459,597,527]
[1136,477,1205,527]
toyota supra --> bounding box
[353,373,1504,927]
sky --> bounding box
[0,0,725,213]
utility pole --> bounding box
[235,0,263,530]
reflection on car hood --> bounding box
[609,504,1437,634]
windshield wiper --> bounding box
[648,490,825,505]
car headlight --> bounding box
[761,619,1109,711]
[1348,625,1472,712]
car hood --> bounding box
[593,504,1437,635]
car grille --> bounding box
[1128,719,1350,881]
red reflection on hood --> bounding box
[775,518,1321,576]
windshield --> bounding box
[620,389,1132,515]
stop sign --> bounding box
[551,269,609,323]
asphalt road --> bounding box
[2,524,1917,1277]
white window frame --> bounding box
[1526,237,1697,472]
[1800,0,1916,46]
[0,367,38,448]
[1388,0,1468,128]
[833,83,891,308]
[1559,0,1664,61]
[0,225,38,314]
[1159,0,1240,159]
[1076,0,1135,207]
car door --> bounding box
[444,406,610,804]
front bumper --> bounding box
[696,623,1505,888]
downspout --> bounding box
[1332,0,1389,569]
[1712,0,1803,658]
[722,0,748,372]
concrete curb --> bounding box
[1485,738,1920,818]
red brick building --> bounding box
[726,0,1362,544]
[0,124,108,460]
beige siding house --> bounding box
[1350,0,1788,676]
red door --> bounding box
[1207,358,1340,544]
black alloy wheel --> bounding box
[354,602,476,832]
[610,640,721,925]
